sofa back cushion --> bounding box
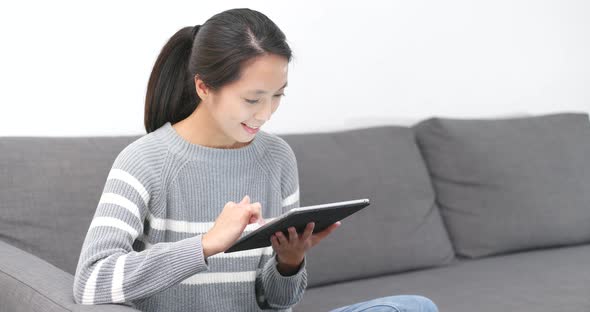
[0,136,140,274]
[280,125,455,288]
[413,112,590,258]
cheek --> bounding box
[229,104,254,124]
[234,105,252,119]
[215,98,245,119]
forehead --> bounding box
[233,54,289,92]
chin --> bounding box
[234,132,255,144]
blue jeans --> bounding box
[328,295,438,312]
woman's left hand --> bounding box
[270,221,342,269]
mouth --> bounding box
[241,123,260,134]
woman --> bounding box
[73,8,439,312]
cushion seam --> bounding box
[0,269,73,311]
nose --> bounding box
[254,100,273,122]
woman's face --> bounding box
[195,53,288,148]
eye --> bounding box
[245,93,286,105]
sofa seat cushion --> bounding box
[280,125,455,288]
[294,243,590,312]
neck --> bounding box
[172,104,249,149]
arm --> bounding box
[255,141,308,310]
[73,148,210,305]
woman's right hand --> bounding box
[202,195,265,258]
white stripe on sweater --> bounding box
[99,192,141,220]
[146,216,214,234]
[111,254,127,303]
[282,187,299,207]
[145,216,278,234]
[108,168,150,206]
[87,215,277,246]
[81,257,106,304]
[143,186,298,234]
[136,237,274,258]
[180,271,257,285]
[211,246,274,258]
[89,217,139,239]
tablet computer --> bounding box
[225,198,371,253]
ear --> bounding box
[194,75,210,100]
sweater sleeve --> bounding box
[255,140,307,310]
[72,146,210,305]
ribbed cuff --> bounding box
[165,234,210,282]
[270,254,306,278]
[259,254,307,308]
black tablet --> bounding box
[225,198,371,253]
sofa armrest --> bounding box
[0,239,140,312]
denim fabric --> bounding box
[329,295,438,312]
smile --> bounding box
[242,123,260,134]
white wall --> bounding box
[0,0,588,136]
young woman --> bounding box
[73,8,439,312]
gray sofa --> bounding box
[1,112,589,312]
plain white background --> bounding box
[0,0,588,136]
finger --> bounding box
[240,195,250,204]
[288,226,298,242]
[275,231,288,245]
[326,221,342,233]
[251,202,262,213]
[318,222,341,234]
[249,215,266,226]
[312,222,341,242]
[310,231,330,246]
[270,234,279,249]
[301,222,315,242]
[249,203,263,223]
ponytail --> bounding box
[144,26,200,133]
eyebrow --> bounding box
[248,81,288,95]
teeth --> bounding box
[244,123,259,129]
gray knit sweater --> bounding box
[73,121,307,311]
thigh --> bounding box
[328,295,438,312]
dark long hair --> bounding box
[144,8,293,133]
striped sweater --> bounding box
[73,121,307,311]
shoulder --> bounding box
[257,132,299,195]
[259,132,300,204]
[114,132,167,168]
[110,131,169,194]
[259,131,297,169]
